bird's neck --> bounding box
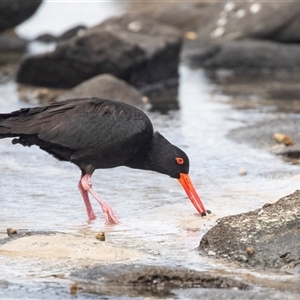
[125,131,172,176]
[125,142,154,172]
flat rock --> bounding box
[205,40,300,71]
[199,190,300,271]
[16,13,182,90]
[56,74,144,107]
[185,39,300,71]
[71,264,249,297]
[227,117,300,162]
[0,230,147,262]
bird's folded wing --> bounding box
[0,98,153,150]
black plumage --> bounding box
[0,97,207,224]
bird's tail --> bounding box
[0,111,27,139]
[0,114,12,138]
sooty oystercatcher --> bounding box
[0,98,209,224]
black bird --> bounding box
[0,98,208,224]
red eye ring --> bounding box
[176,157,184,165]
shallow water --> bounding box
[1,2,300,299]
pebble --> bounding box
[95,231,105,241]
[239,168,247,176]
[7,228,17,236]
[246,247,255,255]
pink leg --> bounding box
[81,174,119,224]
[78,180,96,220]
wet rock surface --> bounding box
[127,1,215,32]
[16,13,182,90]
[185,38,300,72]
[227,118,300,162]
[71,264,249,297]
[199,190,300,271]
[202,39,300,71]
[0,230,147,261]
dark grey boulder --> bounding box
[56,74,144,108]
[0,0,42,32]
[16,13,182,89]
[199,190,300,271]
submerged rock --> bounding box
[227,118,300,163]
[199,190,300,271]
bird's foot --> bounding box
[88,213,97,220]
[81,174,120,225]
[201,210,212,217]
[104,209,120,225]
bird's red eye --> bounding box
[176,157,184,164]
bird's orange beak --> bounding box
[178,173,207,216]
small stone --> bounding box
[273,133,293,146]
[246,247,255,255]
[95,231,105,241]
[208,250,216,256]
[70,283,77,295]
[7,228,17,236]
[184,31,198,40]
[239,168,247,176]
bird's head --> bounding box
[147,132,208,216]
